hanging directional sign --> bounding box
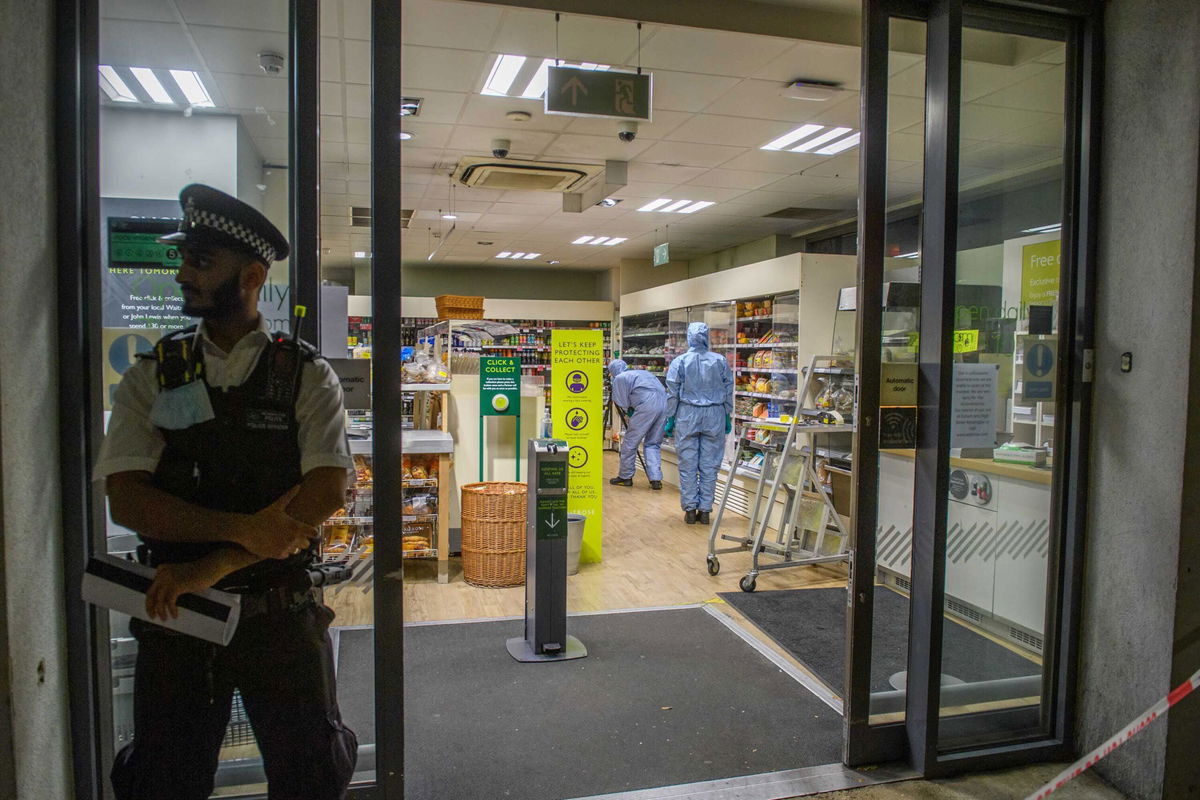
[545,66,652,121]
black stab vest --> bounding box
[143,327,319,590]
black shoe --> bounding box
[685,509,697,524]
[609,476,633,486]
[649,480,662,490]
[698,511,711,525]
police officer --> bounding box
[607,358,668,489]
[94,185,358,800]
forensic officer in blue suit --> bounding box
[664,322,733,525]
[607,359,668,490]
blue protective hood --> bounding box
[687,321,710,351]
[608,358,628,377]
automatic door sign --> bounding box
[879,406,917,449]
[1020,336,1058,402]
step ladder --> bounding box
[706,354,855,591]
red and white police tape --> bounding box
[1025,666,1200,800]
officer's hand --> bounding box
[664,417,675,437]
[236,486,317,560]
[145,560,225,621]
[725,414,733,434]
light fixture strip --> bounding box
[482,54,525,96]
[522,253,539,259]
[814,131,860,156]
[98,65,138,102]
[169,69,214,107]
[497,251,512,258]
[761,124,824,151]
[590,237,609,245]
[791,126,852,153]
[659,200,692,213]
[572,236,594,244]
[638,198,672,212]
[601,237,627,246]
[677,201,714,214]
[130,67,174,104]
[520,59,555,99]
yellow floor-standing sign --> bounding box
[551,330,604,563]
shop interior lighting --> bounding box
[761,124,823,151]
[98,65,137,102]
[353,251,371,258]
[760,124,861,155]
[601,237,627,245]
[571,236,629,246]
[130,67,174,104]
[1022,223,1062,234]
[895,251,920,259]
[638,198,716,214]
[169,70,214,108]
[399,131,414,140]
[481,54,611,99]
[495,251,541,259]
[572,236,595,244]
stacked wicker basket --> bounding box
[460,481,526,587]
[435,294,484,320]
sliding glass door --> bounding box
[845,0,1099,774]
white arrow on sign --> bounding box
[546,513,561,529]
[561,76,588,105]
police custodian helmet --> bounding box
[157,183,290,266]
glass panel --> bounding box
[865,17,926,724]
[937,24,1067,749]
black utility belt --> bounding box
[231,585,320,619]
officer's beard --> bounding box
[183,272,245,320]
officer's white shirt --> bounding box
[94,316,354,481]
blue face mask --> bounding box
[149,379,216,430]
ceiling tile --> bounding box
[541,133,652,162]
[401,0,504,50]
[760,172,856,195]
[402,46,488,93]
[639,27,792,78]
[178,0,288,32]
[321,37,342,83]
[345,84,371,117]
[490,9,658,66]
[344,41,371,85]
[101,0,175,23]
[636,141,742,169]
[458,95,573,133]
[972,65,1065,114]
[669,114,803,149]
[715,148,825,174]
[683,168,780,191]
[753,40,860,85]
[320,81,344,115]
[564,109,690,140]
[345,117,371,144]
[650,70,741,113]
[446,125,557,157]
[401,92,468,125]
[704,79,852,123]
[100,21,197,69]
[188,24,290,77]
[320,0,340,36]
[213,72,287,112]
[343,0,371,40]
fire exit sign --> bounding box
[546,66,652,121]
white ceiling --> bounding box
[98,0,1067,274]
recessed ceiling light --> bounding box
[399,131,414,140]
[98,65,137,102]
[590,237,610,245]
[895,251,920,259]
[495,251,542,259]
[480,55,612,99]
[130,67,173,104]
[571,235,629,246]
[572,236,595,244]
[791,126,853,153]
[601,237,627,246]
[497,251,512,258]
[761,124,823,151]
[354,251,371,258]
[1022,223,1061,234]
[169,70,214,108]
[441,213,457,220]
[597,198,621,207]
[400,98,423,116]
[548,260,560,264]
[815,131,860,155]
[522,253,538,259]
[760,124,861,155]
[637,198,717,215]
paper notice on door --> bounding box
[951,363,1000,449]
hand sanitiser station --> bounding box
[507,438,588,662]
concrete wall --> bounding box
[0,0,73,796]
[1081,1,1200,797]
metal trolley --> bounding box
[706,355,854,592]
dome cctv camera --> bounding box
[617,121,638,142]
[491,138,511,159]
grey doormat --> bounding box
[718,587,1040,696]
[336,607,842,800]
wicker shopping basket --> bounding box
[435,294,485,320]
[460,481,526,587]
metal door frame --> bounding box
[845,0,1102,775]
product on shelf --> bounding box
[353,454,372,483]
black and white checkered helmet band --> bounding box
[183,200,278,264]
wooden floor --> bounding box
[327,451,848,626]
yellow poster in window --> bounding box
[551,329,604,563]
[1021,239,1061,307]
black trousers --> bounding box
[112,600,358,800]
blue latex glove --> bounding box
[664,416,675,437]
[627,406,636,418]
[725,414,733,434]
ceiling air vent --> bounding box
[763,207,840,220]
[400,97,422,117]
[453,156,603,193]
[351,206,372,227]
